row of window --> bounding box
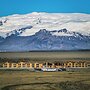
[66,63,86,67]
[3,63,87,68]
[3,63,41,68]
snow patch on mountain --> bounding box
[0,12,90,38]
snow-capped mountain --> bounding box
[0,12,90,51]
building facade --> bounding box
[2,60,90,69]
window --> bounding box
[74,63,78,67]
[4,63,7,66]
[78,64,81,67]
[36,64,39,68]
[72,65,74,67]
[27,64,30,67]
[82,63,84,67]
[18,64,21,67]
[76,64,78,67]
[9,63,12,67]
[4,64,7,67]
[22,64,26,67]
[88,65,90,67]
[13,64,16,67]
[32,64,34,68]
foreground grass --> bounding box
[0,70,90,90]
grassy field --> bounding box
[0,70,90,90]
[0,51,90,59]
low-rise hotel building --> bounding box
[2,60,90,69]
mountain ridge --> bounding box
[0,29,90,52]
[0,12,90,51]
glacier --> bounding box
[0,12,90,51]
